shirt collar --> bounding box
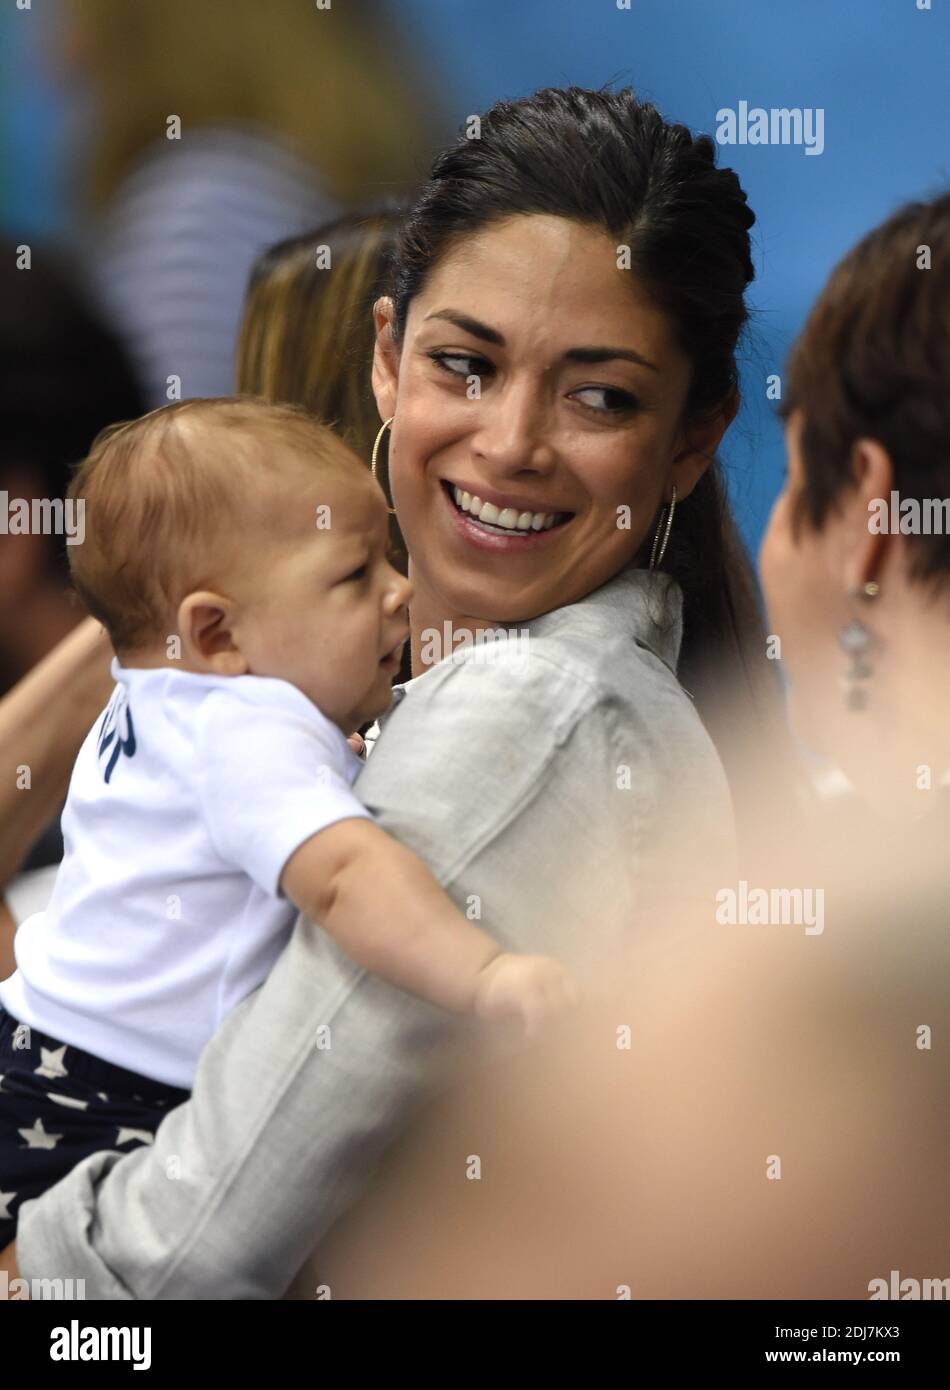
[365,567,684,750]
[524,565,684,676]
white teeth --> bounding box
[452,484,563,533]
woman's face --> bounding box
[372,214,727,625]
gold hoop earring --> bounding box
[649,483,677,570]
[371,416,397,515]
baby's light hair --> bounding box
[66,396,368,655]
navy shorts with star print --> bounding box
[0,1005,190,1245]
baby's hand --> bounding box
[474,953,578,1039]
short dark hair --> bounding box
[780,191,950,587]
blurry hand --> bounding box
[474,953,579,1039]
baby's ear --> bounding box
[177,592,248,674]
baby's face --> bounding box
[236,465,412,733]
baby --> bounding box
[0,398,574,1239]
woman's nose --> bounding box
[474,381,554,473]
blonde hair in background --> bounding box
[62,0,439,209]
[236,210,403,465]
[236,208,408,572]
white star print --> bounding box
[97,1092,109,1103]
[0,1191,16,1220]
[115,1126,154,1147]
[47,1092,90,1111]
[18,1117,64,1150]
[35,1045,69,1080]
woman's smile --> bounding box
[438,477,575,553]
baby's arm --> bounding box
[280,818,575,1034]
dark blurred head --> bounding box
[0,243,145,686]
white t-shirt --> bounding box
[0,659,371,1088]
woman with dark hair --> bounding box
[295,193,950,1299]
[2,87,790,1296]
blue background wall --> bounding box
[3,0,948,561]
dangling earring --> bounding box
[371,416,396,515]
[649,484,677,571]
[838,581,880,711]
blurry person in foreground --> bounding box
[285,193,950,1300]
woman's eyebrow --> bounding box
[423,310,504,345]
[422,310,659,371]
[564,345,659,371]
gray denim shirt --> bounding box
[16,565,735,1298]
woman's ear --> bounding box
[371,296,400,422]
[670,389,740,501]
[839,438,893,593]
